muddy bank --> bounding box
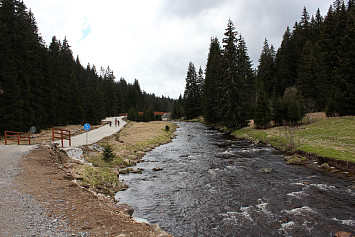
[232,135,355,175]
[293,149,355,174]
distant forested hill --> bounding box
[0,0,173,134]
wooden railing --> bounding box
[52,128,71,147]
[4,131,31,145]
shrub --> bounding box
[102,144,115,162]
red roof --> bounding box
[119,112,166,116]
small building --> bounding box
[161,112,172,121]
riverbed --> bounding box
[116,122,355,236]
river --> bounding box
[116,122,355,236]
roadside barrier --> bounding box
[4,131,31,145]
[52,128,71,147]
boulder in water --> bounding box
[153,167,163,171]
[285,155,308,165]
[259,168,273,173]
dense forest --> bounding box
[0,0,174,134]
[178,0,354,129]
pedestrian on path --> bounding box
[115,118,118,127]
[109,121,112,127]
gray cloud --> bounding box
[25,0,333,99]
[160,0,230,18]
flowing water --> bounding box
[116,122,355,236]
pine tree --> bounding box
[282,86,306,125]
[254,83,271,129]
[237,35,255,110]
[127,106,136,121]
[296,40,319,112]
[183,62,201,119]
[172,94,184,119]
[274,27,297,96]
[102,144,115,162]
[219,19,252,128]
[202,37,223,124]
[257,39,275,95]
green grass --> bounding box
[80,165,120,197]
[233,116,355,162]
[86,154,130,168]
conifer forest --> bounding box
[1,0,354,134]
[0,0,174,134]
[179,0,354,129]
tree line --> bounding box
[178,0,354,129]
[0,0,174,134]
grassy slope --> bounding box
[232,116,355,162]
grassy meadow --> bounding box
[232,114,355,162]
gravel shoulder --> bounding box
[0,145,165,236]
[0,145,75,236]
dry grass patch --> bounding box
[76,121,177,197]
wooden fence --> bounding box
[52,128,71,147]
[4,131,31,145]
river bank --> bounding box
[72,121,178,198]
[231,113,355,174]
[5,120,177,236]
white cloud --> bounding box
[25,0,333,99]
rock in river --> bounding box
[259,168,273,173]
[153,167,163,171]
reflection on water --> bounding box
[116,122,355,236]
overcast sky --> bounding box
[25,0,333,99]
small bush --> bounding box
[102,144,115,162]
[165,125,170,131]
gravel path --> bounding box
[0,145,74,236]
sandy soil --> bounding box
[15,145,170,236]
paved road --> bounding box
[55,116,126,147]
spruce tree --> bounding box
[221,19,250,128]
[202,37,223,124]
[236,35,255,111]
[254,83,271,129]
[257,39,275,95]
[183,62,201,119]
